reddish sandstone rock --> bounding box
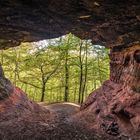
[0,1,139,139]
[76,45,140,139]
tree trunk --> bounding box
[80,41,88,104]
[78,66,83,104]
[64,49,69,102]
[78,41,83,104]
[97,52,103,84]
[41,82,46,102]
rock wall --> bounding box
[79,45,140,138]
[0,0,140,139]
[0,0,139,49]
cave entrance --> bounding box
[0,33,109,104]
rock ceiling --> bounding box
[0,0,139,50]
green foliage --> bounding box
[0,34,110,103]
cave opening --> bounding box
[0,0,140,139]
[0,33,110,104]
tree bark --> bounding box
[41,82,46,102]
[64,48,69,102]
[80,41,88,104]
[78,41,83,104]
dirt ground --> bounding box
[0,88,137,140]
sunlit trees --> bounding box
[0,34,110,104]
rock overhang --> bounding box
[0,1,140,139]
[0,0,139,49]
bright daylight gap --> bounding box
[0,33,110,104]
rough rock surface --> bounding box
[0,0,140,139]
[0,0,139,49]
[0,85,100,140]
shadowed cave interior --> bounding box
[0,0,140,140]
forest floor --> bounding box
[38,102,100,140]
[39,102,80,118]
[38,102,129,140]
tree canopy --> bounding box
[0,34,110,103]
